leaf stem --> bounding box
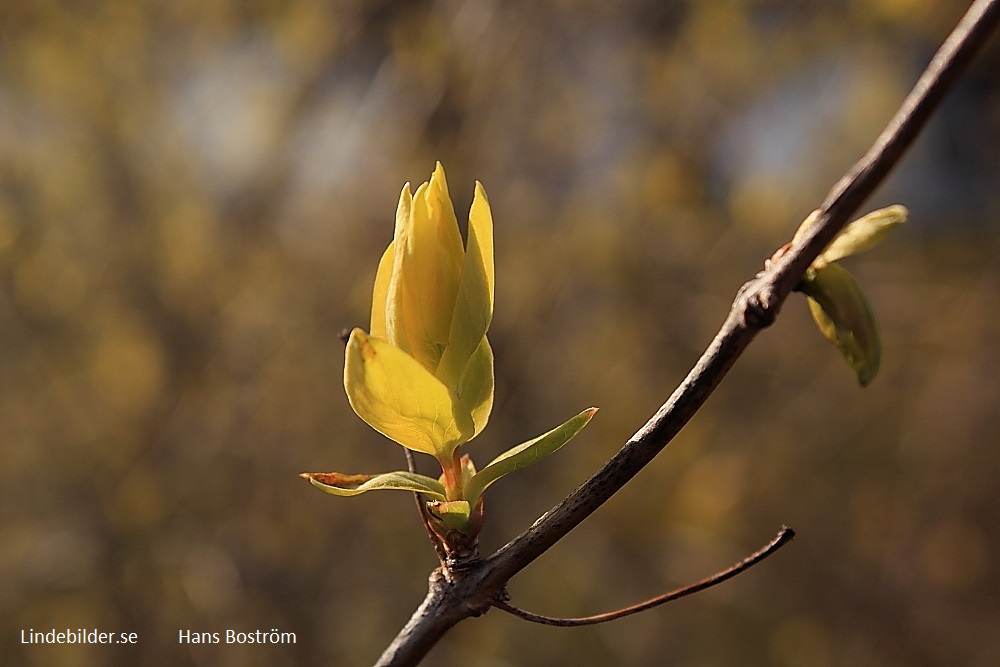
[441,449,465,501]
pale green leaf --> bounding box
[426,500,471,532]
[818,205,907,267]
[801,263,881,386]
[464,407,598,505]
[301,470,446,500]
[344,329,472,457]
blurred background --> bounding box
[2,1,999,665]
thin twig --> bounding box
[404,448,449,567]
[493,527,795,627]
[342,328,450,566]
[374,3,1000,665]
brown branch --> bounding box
[373,2,1000,665]
[492,526,794,627]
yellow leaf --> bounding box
[386,163,464,371]
[382,184,412,346]
[455,336,494,439]
[437,181,495,391]
[344,328,471,457]
[370,240,394,340]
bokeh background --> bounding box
[2,1,1000,666]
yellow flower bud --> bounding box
[311,164,597,545]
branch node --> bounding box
[737,277,779,329]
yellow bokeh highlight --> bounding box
[89,315,165,415]
[157,200,219,305]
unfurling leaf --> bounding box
[800,263,881,386]
[791,205,907,267]
[815,205,908,268]
[301,470,447,500]
[385,166,465,371]
[455,337,494,439]
[353,164,495,456]
[464,407,598,506]
[790,204,906,387]
[344,328,472,458]
[436,181,495,391]
[426,500,472,533]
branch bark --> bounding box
[374,2,1000,665]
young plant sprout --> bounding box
[779,205,907,386]
[301,163,596,556]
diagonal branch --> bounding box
[374,2,1000,665]
[477,0,1000,599]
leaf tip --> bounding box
[856,361,880,387]
[347,328,375,358]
